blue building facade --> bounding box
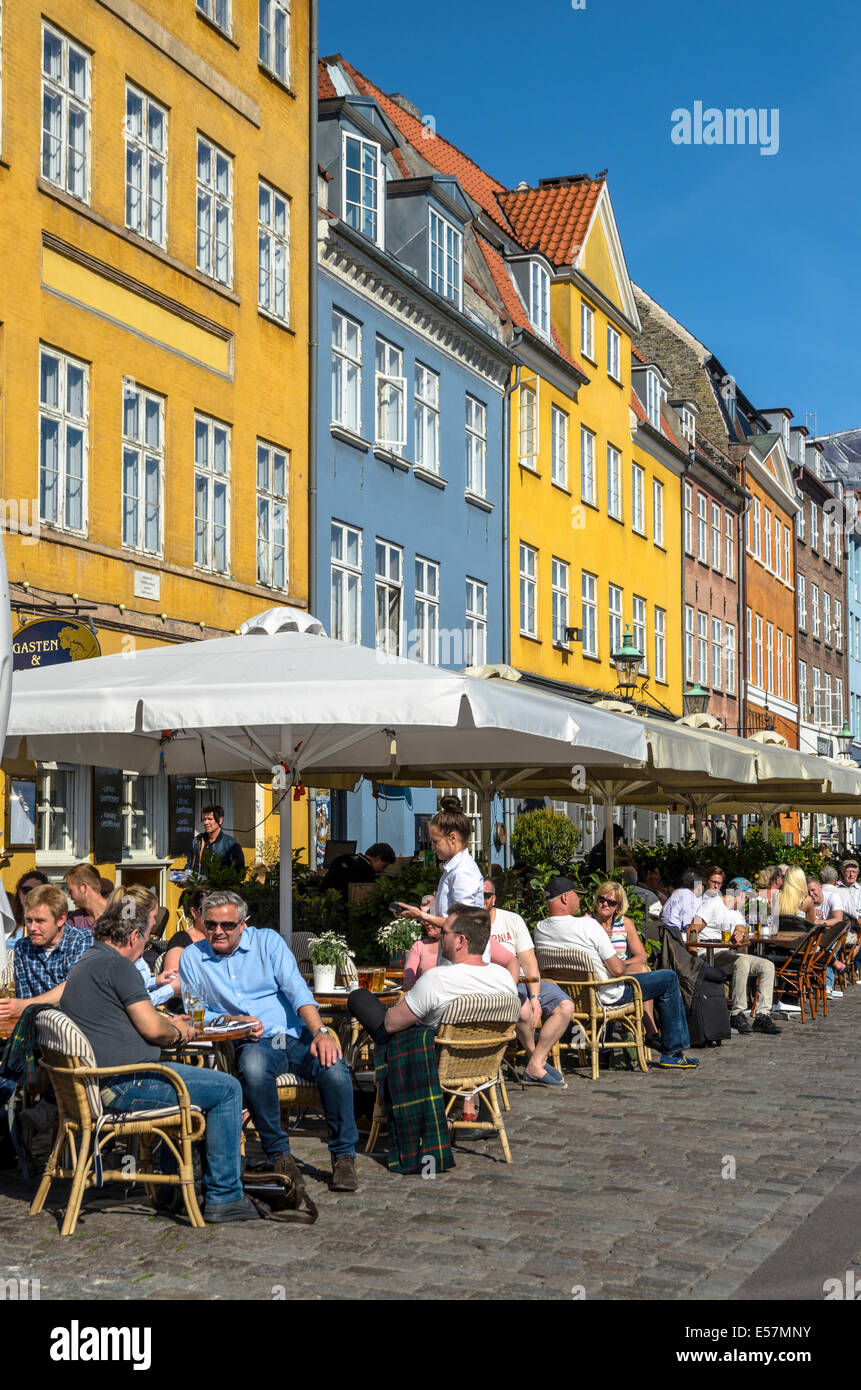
[314,68,513,856]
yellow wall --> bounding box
[0,1,311,902]
[509,219,683,714]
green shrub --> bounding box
[510,810,580,875]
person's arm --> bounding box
[402,939,424,990]
[603,951,624,978]
[489,938,520,985]
[0,982,66,1021]
[126,999,195,1047]
[516,946,542,1027]
[297,1003,342,1065]
[383,996,421,1034]
[228,841,245,874]
[266,935,340,1064]
[623,919,648,972]
[803,896,817,924]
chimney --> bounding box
[390,93,421,120]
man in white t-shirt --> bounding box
[349,906,517,1038]
[690,867,780,1036]
[483,878,574,1088]
[534,877,697,1069]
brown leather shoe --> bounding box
[331,1154,359,1192]
[271,1153,304,1186]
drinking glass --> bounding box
[372,966,385,992]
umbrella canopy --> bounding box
[0,540,14,961]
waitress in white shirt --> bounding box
[398,797,484,927]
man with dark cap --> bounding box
[534,877,698,1070]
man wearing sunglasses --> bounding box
[178,891,359,1193]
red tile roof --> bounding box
[631,344,647,364]
[630,389,648,425]
[318,59,338,100]
[497,179,604,268]
[336,58,514,235]
[476,234,587,379]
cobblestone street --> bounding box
[2,991,860,1303]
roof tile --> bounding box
[497,180,604,267]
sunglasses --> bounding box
[203,918,241,931]
[596,895,619,907]
[483,891,495,899]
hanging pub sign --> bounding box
[13,618,101,670]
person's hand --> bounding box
[0,998,25,1022]
[731,926,745,946]
[234,1014,265,1040]
[156,968,178,988]
[397,902,426,921]
[529,996,542,1029]
[310,1031,343,1067]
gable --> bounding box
[572,187,639,328]
[578,213,623,315]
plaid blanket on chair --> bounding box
[374,1024,455,1176]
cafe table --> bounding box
[161,1018,255,1072]
[313,986,402,1069]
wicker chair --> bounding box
[808,923,850,1016]
[366,991,521,1162]
[771,925,821,1023]
[535,945,648,1081]
[29,1010,206,1236]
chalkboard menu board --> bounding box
[93,768,124,864]
[169,776,197,859]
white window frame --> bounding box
[755,615,763,687]
[197,0,231,35]
[777,628,784,699]
[726,624,736,696]
[810,500,819,550]
[697,493,708,562]
[725,513,735,578]
[653,478,664,547]
[375,336,406,453]
[697,612,708,686]
[608,584,623,657]
[711,503,721,571]
[752,497,761,558]
[520,543,538,638]
[414,556,440,665]
[551,406,568,489]
[519,383,538,470]
[823,509,831,560]
[330,521,362,645]
[607,445,622,521]
[632,463,645,535]
[530,261,550,339]
[766,621,774,692]
[835,677,844,730]
[121,772,162,862]
[342,129,384,247]
[606,324,621,381]
[646,370,665,430]
[683,481,693,555]
[764,507,772,570]
[465,578,487,667]
[41,22,90,203]
[632,594,647,675]
[796,501,805,541]
[258,179,290,324]
[835,599,843,651]
[774,517,782,579]
[39,346,88,536]
[581,572,598,658]
[121,382,164,556]
[428,208,462,307]
[824,591,832,646]
[797,574,807,629]
[465,395,487,497]
[256,439,289,591]
[712,617,723,691]
[552,558,569,646]
[684,605,694,683]
[414,362,440,474]
[331,309,362,434]
[375,539,403,655]
[812,583,820,639]
[35,763,89,865]
[784,526,791,584]
[799,660,807,720]
[124,83,167,248]
[196,134,233,286]
[581,301,594,360]
[580,426,596,506]
[654,606,666,683]
[193,413,230,574]
[258,0,290,86]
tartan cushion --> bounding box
[438,991,521,1027]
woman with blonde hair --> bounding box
[777,865,816,922]
[591,880,658,1041]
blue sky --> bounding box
[320,0,861,435]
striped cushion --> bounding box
[276,1072,316,1090]
[0,952,14,990]
[35,1009,102,1118]
[439,991,522,1027]
[290,932,314,967]
[535,946,595,975]
[111,1104,202,1123]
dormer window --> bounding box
[428,208,462,307]
[679,407,696,447]
[646,370,666,430]
[781,417,790,453]
[529,261,550,339]
[343,132,383,245]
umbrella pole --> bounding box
[480,784,492,874]
[605,797,615,872]
[280,789,292,946]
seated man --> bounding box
[64,863,108,930]
[533,877,698,1069]
[483,879,573,1088]
[0,884,92,1024]
[60,898,256,1223]
[179,890,359,1192]
[320,842,396,898]
[690,867,781,1036]
[660,869,704,935]
[349,904,518,1037]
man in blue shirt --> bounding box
[0,883,92,1025]
[179,890,359,1192]
[185,805,245,877]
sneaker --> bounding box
[656,1054,699,1069]
[204,1195,261,1223]
[752,1014,782,1035]
[331,1154,359,1192]
[729,1012,752,1034]
[773,1000,802,1014]
[828,989,844,999]
[271,1153,304,1186]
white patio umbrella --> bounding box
[6,629,651,941]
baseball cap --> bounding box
[841,858,859,871]
[544,875,579,901]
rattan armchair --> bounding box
[535,945,648,1080]
[771,925,821,1023]
[29,1010,206,1236]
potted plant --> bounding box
[308,931,354,992]
[376,916,422,968]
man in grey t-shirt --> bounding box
[61,899,257,1223]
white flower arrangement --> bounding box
[308,931,355,967]
[376,918,423,954]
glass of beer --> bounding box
[721,928,732,945]
[192,1001,206,1030]
[372,966,386,992]
[358,967,374,991]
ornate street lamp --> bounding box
[682,683,710,717]
[835,718,854,760]
[611,625,644,697]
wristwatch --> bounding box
[310,1026,331,1041]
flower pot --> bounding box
[312,964,337,992]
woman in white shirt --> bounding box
[398,797,484,928]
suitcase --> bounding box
[687,976,731,1046]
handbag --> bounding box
[241,1168,318,1224]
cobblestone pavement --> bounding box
[2,991,860,1302]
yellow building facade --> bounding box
[0,0,311,909]
[504,181,683,717]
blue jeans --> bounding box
[618,971,690,1057]
[103,1062,243,1206]
[234,1031,358,1160]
